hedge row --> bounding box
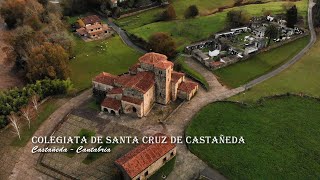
[0,79,73,128]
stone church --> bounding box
[92,52,198,117]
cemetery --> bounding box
[186,15,306,70]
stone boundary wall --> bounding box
[35,113,78,180]
[117,3,166,19]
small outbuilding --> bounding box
[115,133,177,180]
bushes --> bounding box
[184,5,199,19]
[148,32,177,58]
[0,79,72,128]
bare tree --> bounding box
[31,94,40,112]
[20,105,32,129]
[8,113,21,140]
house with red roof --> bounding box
[75,15,111,39]
[92,52,199,117]
[115,133,177,180]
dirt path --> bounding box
[0,18,25,90]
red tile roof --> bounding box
[76,28,86,35]
[86,23,103,30]
[139,52,173,70]
[139,52,167,64]
[93,72,118,86]
[115,133,176,179]
[171,71,184,83]
[109,88,123,95]
[210,61,224,67]
[127,72,155,93]
[115,72,155,94]
[154,61,174,70]
[82,15,101,25]
[178,81,198,94]
[122,96,143,105]
[129,63,140,74]
[101,97,121,110]
[115,74,132,87]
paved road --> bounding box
[244,0,317,89]
[166,58,244,180]
[107,20,148,54]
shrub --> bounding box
[161,4,176,21]
[184,5,199,19]
[148,32,177,58]
[0,79,73,128]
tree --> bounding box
[26,42,70,81]
[162,4,176,21]
[112,7,121,18]
[20,105,33,129]
[286,5,298,28]
[148,32,177,58]
[226,10,252,28]
[0,0,26,29]
[184,5,199,19]
[313,0,320,27]
[234,0,242,6]
[265,25,279,46]
[8,113,21,140]
[31,95,39,112]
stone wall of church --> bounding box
[143,85,155,115]
[154,67,172,105]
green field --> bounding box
[186,95,320,179]
[214,36,310,88]
[230,36,320,102]
[175,56,209,90]
[69,36,141,91]
[119,0,307,50]
[115,0,291,30]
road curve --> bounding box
[107,20,148,54]
[244,0,317,89]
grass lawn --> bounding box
[66,128,96,157]
[122,0,307,51]
[115,0,284,30]
[214,36,310,88]
[175,56,209,90]
[11,99,60,147]
[86,98,101,111]
[69,35,142,91]
[230,36,320,102]
[186,95,320,179]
